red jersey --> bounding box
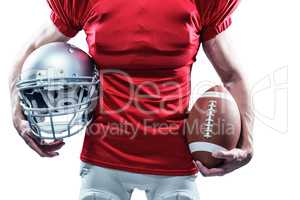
[48,0,239,176]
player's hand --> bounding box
[195,148,253,177]
[14,118,65,157]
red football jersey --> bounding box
[48,0,239,176]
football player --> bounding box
[9,0,253,199]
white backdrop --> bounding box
[0,0,298,199]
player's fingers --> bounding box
[206,168,227,176]
[212,150,235,160]
[26,133,63,156]
[215,163,238,175]
[42,142,65,152]
[40,139,64,146]
[195,161,226,177]
[23,134,49,157]
[39,139,65,152]
[44,151,59,157]
[22,133,58,157]
[195,161,208,173]
[39,139,64,148]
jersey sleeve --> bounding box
[47,0,90,37]
[198,0,240,41]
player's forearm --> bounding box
[9,43,36,124]
[203,31,254,151]
[8,21,70,127]
[223,75,254,151]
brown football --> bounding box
[186,85,241,168]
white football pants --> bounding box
[79,161,200,200]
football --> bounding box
[186,85,241,168]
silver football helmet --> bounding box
[17,42,99,139]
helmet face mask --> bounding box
[17,42,99,139]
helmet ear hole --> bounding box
[57,97,78,108]
[64,102,73,106]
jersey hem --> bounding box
[80,156,199,176]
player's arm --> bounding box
[9,20,70,157]
[196,29,254,176]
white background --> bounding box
[0,0,298,199]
